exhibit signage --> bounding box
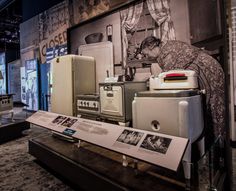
[26,110,188,171]
[39,24,67,63]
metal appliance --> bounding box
[51,55,96,116]
[0,94,14,123]
[132,89,203,142]
[99,81,147,125]
[132,70,204,179]
[0,94,13,112]
[76,94,100,119]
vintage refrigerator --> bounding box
[51,55,96,116]
[78,41,114,92]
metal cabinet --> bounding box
[188,0,222,44]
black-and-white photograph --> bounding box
[51,116,67,125]
[61,118,78,128]
[116,129,144,146]
[140,134,172,154]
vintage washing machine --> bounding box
[132,70,205,179]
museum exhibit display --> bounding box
[24,59,40,111]
[50,54,96,116]
[27,109,225,190]
[0,93,30,143]
[0,53,30,143]
[27,111,190,190]
[8,0,229,190]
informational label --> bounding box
[26,110,188,171]
[63,128,76,136]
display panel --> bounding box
[0,53,6,94]
[27,110,188,171]
[25,59,39,111]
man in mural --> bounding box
[140,36,225,143]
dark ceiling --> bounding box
[0,0,64,51]
[0,0,22,51]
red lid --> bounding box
[165,73,186,77]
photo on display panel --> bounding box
[51,116,67,125]
[116,129,144,146]
[140,134,172,154]
[61,118,78,128]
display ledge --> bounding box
[29,135,185,191]
[0,119,30,144]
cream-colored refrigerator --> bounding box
[51,54,96,116]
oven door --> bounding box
[100,85,123,117]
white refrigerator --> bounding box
[51,55,96,116]
[78,41,114,92]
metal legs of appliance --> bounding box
[182,144,192,180]
[183,137,206,190]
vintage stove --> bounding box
[99,81,147,125]
[132,70,204,179]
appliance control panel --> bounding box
[77,100,99,110]
[76,94,100,114]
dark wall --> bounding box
[5,49,20,64]
[5,49,20,93]
[22,0,64,21]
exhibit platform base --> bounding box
[0,119,30,144]
[29,135,187,191]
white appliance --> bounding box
[133,70,204,179]
[78,41,114,92]
[51,55,96,116]
[149,70,198,90]
[133,70,203,142]
[99,82,146,124]
[132,90,203,142]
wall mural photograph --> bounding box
[0,53,6,94]
[68,0,225,142]
[25,59,39,111]
[71,0,131,24]
[69,0,197,80]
